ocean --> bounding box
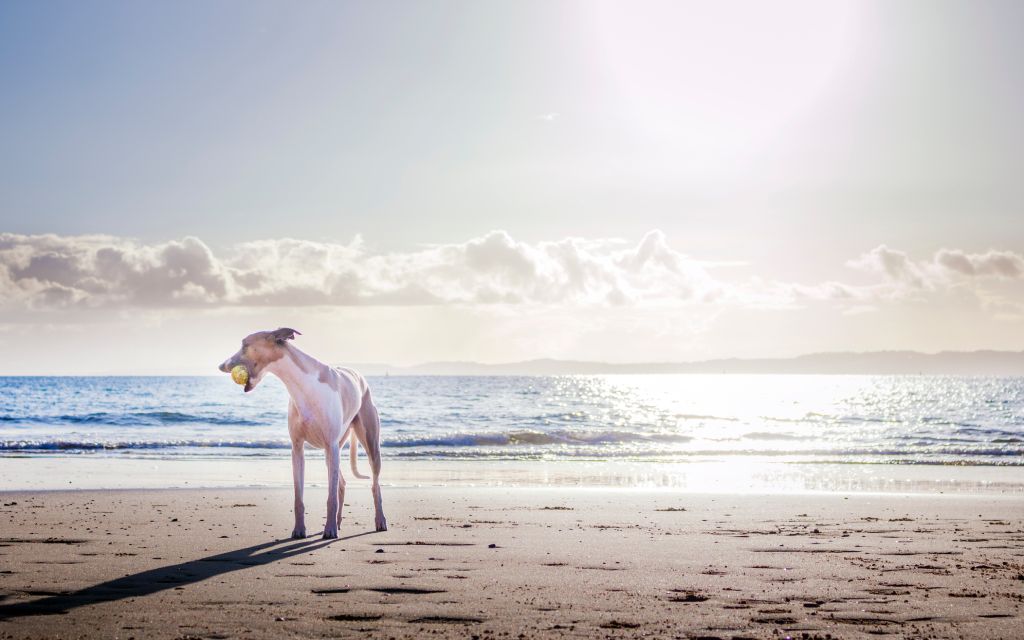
[1,374,1022,466]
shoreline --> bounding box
[2,456,1023,495]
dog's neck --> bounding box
[265,344,328,416]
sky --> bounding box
[1,0,1022,374]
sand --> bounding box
[1,486,1022,639]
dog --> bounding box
[218,328,387,538]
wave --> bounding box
[741,431,803,441]
[0,440,292,452]
[0,411,268,427]
[382,430,695,447]
[384,444,1024,462]
[675,414,739,422]
[0,429,694,452]
[387,449,1024,464]
[2,434,1022,461]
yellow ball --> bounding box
[231,365,249,386]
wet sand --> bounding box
[1,487,1022,639]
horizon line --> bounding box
[2,348,1022,377]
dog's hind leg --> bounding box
[356,389,387,531]
[336,458,346,529]
[335,422,356,530]
[347,418,369,479]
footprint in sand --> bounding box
[409,615,484,624]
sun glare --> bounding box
[588,1,866,169]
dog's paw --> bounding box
[322,526,338,539]
[375,517,388,532]
[290,528,306,539]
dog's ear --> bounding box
[270,327,301,345]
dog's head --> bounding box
[218,328,301,392]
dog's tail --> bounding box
[349,431,369,479]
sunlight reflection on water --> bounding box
[1,375,1022,466]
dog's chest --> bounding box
[288,381,343,443]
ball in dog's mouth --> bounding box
[231,365,249,387]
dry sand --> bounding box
[1,486,1022,639]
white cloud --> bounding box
[935,248,1024,279]
[0,230,720,309]
[846,244,929,288]
[843,244,1024,299]
[1,232,1021,313]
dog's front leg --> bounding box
[336,465,346,529]
[323,442,341,539]
[291,441,306,539]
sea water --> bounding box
[1,375,1021,466]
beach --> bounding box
[3,374,1023,638]
[5,0,1024,636]
[2,483,1022,639]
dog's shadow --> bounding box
[0,534,361,620]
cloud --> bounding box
[846,244,927,288]
[0,234,232,308]
[935,248,1024,279]
[1,232,1020,313]
[849,245,1024,285]
[844,244,1024,297]
[0,230,719,309]
[830,244,1024,314]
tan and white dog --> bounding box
[218,328,387,539]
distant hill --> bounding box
[352,351,1024,376]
